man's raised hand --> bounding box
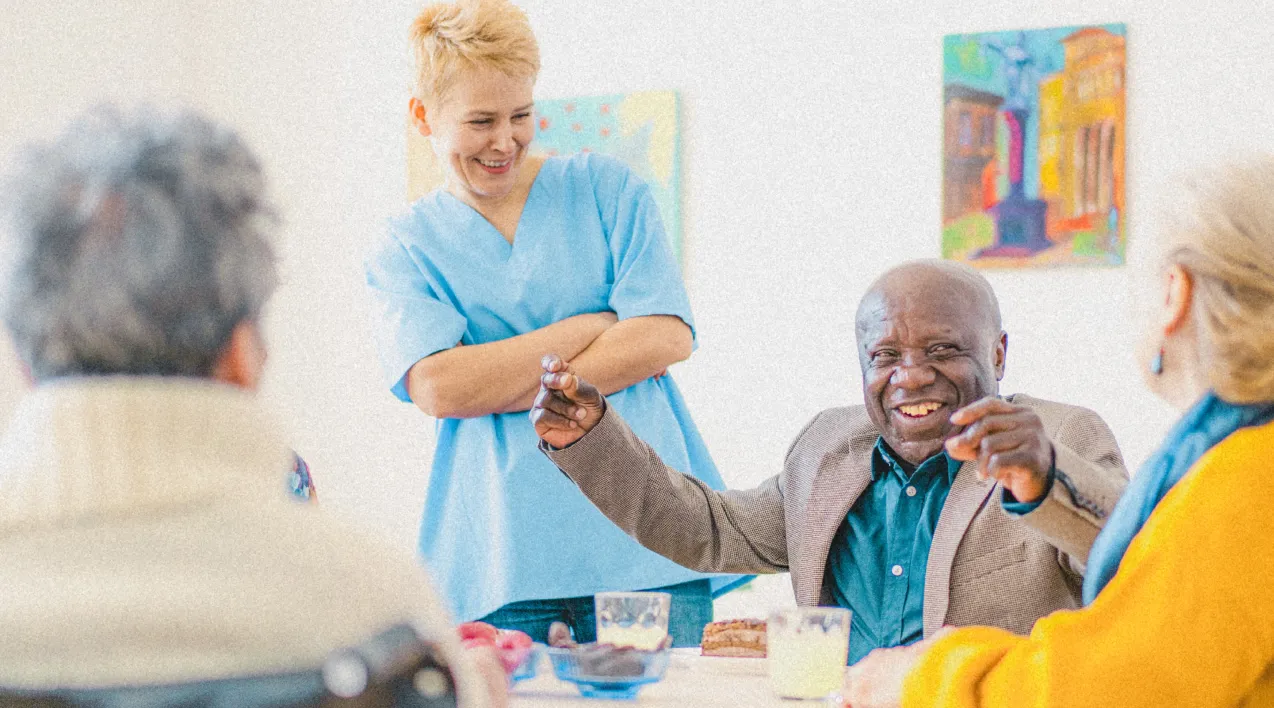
[530,354,605,449]
[945,396,1054,504]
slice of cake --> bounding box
[700,619,767,658]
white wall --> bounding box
[3,1,1272,602]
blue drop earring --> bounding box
[1150,348,1164,375]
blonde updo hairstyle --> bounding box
[410,0,541,109]
[1165,157,1274,404]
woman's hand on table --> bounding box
[530,354,606,449]
[840,629,951,708]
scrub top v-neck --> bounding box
[441,162,542,261]
[366,152,741,621]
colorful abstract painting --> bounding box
[407,90,683,263]
[942,24,1126,267]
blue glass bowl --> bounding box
[545,646,671,700]
[509,643,545,683]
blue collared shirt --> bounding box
[826,440,962,664]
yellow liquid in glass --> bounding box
[767,631,849,699]
[596,625,667,650]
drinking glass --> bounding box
[594,591,671,650]
[767,607,851,700]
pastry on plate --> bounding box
[700,618,767,658]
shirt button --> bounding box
[891,565,904,577]
[905,486,917,497]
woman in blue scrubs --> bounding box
[365,0,742,646]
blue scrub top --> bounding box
[366,153,743,621]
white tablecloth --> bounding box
[511,648,841,706]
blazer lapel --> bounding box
[797,431,877,606]
[922,461,996,635]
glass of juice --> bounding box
[594,591,671,650]
[766,607,851,700]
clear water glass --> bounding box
[594,591,671,650]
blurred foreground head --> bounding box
[0,105,278,385]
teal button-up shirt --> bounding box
[826,440,961,664]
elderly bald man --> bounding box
[531,260,1128,663]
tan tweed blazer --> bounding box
[545,393,1128,637]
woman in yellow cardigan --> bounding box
[841,158,1274,708]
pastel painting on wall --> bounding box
[407,90,684,263]
[942,24,1126,267]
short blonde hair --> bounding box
[1166,156,1274,404]
[410,0,540,107]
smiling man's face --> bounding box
[856,263,1006,466]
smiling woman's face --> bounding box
[426,66,536,204]
[856,276,1005,466]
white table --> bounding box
[511,648,839,706]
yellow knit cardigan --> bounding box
[904,420,1274,708]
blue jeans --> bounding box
[477,579,713,648]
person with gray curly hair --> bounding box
[1,106,277,381]
[0,106,502,707]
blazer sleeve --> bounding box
[1011,405,1129,569]
[542,403,789,574]
[901,425,1274,708]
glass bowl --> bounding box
[509,643,545,683]
[545,645,671,699]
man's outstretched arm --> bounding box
[532,355,789,574]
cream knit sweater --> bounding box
[0,378,485,705]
